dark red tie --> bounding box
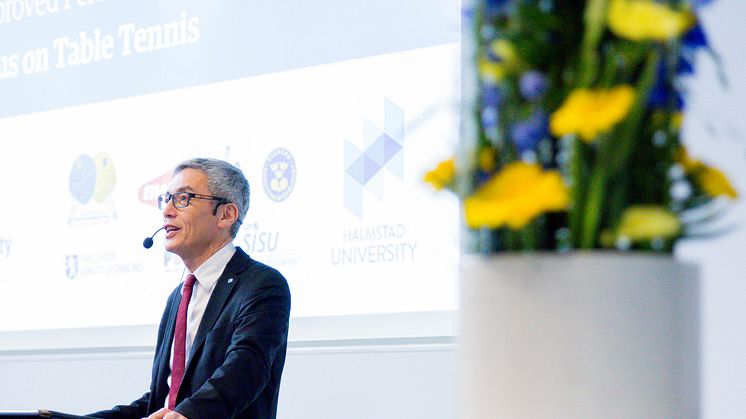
[168,273,196,410]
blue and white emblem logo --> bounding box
[263,148,296,202]
[65,255,79,279]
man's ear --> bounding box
[218,203,239,230]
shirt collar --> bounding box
[189,243,237,291]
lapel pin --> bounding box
[228,278,234,283]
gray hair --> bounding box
[173,158,249,238]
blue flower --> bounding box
[511,111,548,153]
[677,22,710,78]
[482,106,499,129]
[649,61,684,110]
[519,71,549,101]
[482,85,504,107]
[649,19,711,111]
[682,23,708,49]
[485,0,513,19]
[677,54,694,75]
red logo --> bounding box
[139,171,171,207]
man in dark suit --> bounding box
[91,158,291,419]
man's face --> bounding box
[162,168,224,263]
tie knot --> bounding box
[184,273,197,289]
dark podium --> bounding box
[0,411,92,419]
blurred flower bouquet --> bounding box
[426,0,738,252]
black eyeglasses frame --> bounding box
[158,192,230,215]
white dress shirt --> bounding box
[166,242,237,407]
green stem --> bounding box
[579,49,660,248]
[520,218,540,251]
[580,164,607,248]
[569,0,608,248]
[569,138,587,247]
[578,0,609,87]
[507,229,520,251]
[607,174,628,236]
[606,48,661,177]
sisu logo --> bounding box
[139,171,172,207]
[262,148,296,202]
[243,231,279,253]
[240,222,279,254]
[344,98,404,218]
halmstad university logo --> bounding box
[343,98,405,218]
[263,148,296,202]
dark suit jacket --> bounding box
[91,247,291,419]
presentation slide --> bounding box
[0,0,461,333]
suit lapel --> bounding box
[184,248,251,374]
[155,288,181,402]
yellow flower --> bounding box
[424,158,456,191]
[478,40,518,84]
[479,60,506,84]
[550,85,635,142]
[675,147,699,171]
[464,162,569,229]
[616,205,682,242]
[608,0,695,41]
[489,39,518,64]
[676,147,739,199]
[699,166,739,199]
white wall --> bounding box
[0,339,457,419]
[0,313,458,418]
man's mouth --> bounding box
[164,225,181,238]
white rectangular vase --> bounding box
[459,253,699,419]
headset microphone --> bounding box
[143,226,165,249]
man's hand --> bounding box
[144,408,189,419]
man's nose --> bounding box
[162,199,177,218]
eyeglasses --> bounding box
[158,192,230,215]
